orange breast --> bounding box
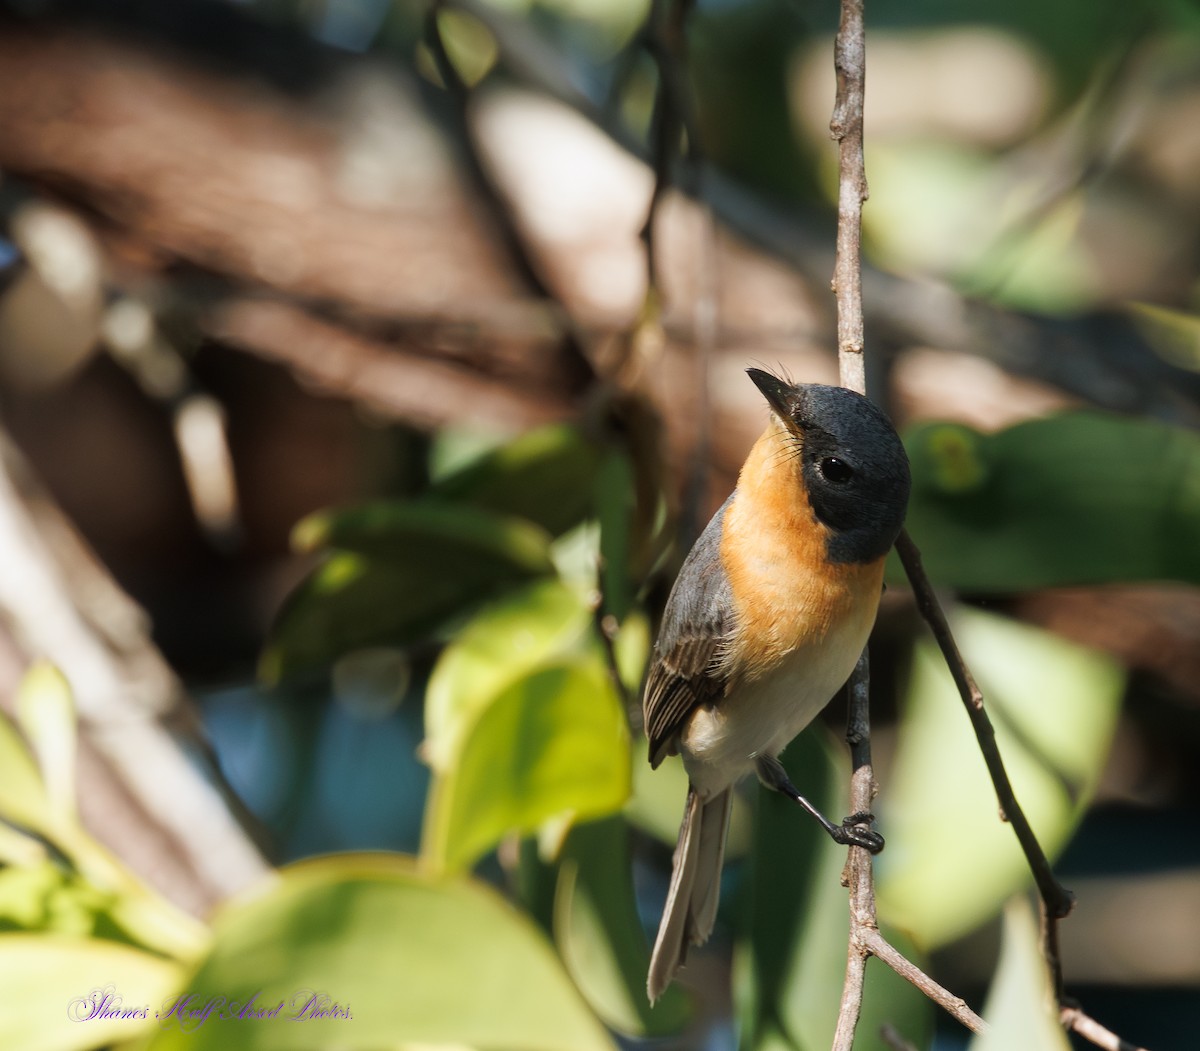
[718,419,885,683]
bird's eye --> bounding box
[819,457,854,484]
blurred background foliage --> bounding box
[0,0,1199,1049]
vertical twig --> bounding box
[827,5,989,1043]
[828,5,875,1047]
[830,0,868,397]
[831,652,874,1051]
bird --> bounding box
[643,367,911,1003]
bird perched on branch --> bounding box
[644,367,911,1002]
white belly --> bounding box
[679,612,870,800]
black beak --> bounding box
[747,368,798,420]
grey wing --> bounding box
[644,495,735,767]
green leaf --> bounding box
[431,424,605,537]
[736,732,934,1051]
[0,707,54,836]
[264,504,554,682]
[16,662,77,826]
[554,817,690,1036]
[0,861,110,937]
[900,413,1200,590]
[876,608,1123,948]
[424,578,593,771]
[0,678,208,961]
[0,932,183,1051]
[140,854,617,1051]
[423,658,631,874]
[292,499,552,567]
[971,898,1071,1051]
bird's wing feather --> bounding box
[644,496,735,767]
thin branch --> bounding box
[828,6,988,1045]
[1061,1004,1150,1051]
[828,5,874,1047]
[893,532,1076,923]
[830,0,868,397]
[831,652,875,1051]
[863,929,986,1032]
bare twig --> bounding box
[831,652,875,1051]
[830,0,868,397]
[893,533,1075,924]
[828,5,875,1047]
[1061,1004,1150,1051]
[828,5,987,1044]
[864,929,985,1032]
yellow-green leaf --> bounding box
[0,933,183,1051]
[424,659,630,874]
[141,854,616,1051]
[264,504,554,682]
[971,898,1071,1051]
[424,578,592,771]
[877,608,1123,947]
[16,662,77,826]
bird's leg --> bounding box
[755,755,884,853]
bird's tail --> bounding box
[647,784,733,1003]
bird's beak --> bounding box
[747,368,798,421]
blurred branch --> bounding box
[3,1,1197,432]
[0,430,268,915]
[637,0,697,290]
[423,0,596,394]
[444,0,1200,425]
[627,0,717,545]
[204,297,573,430]
[879,1024,920,1051]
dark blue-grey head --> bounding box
[748,368,911,564]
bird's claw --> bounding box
[832,813,884,854]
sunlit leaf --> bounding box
[140,854,616,1051]
[0,933,183,1051]
[0,861,111,938]
[554,817,690,1036]
[0,707,53,836]
[264,505,554,682]
[423,658,630,874]
[292,499,552,567]
[899,413,1200,589]
[431,424,604,537]
[424,578,592,771]
[971,898,1071,1051]
[736,732,934,1051]
[16,662,77,826]
[1130,300,1200,372]
[876,608,1123,948]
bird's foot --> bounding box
[830,812,884,854]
